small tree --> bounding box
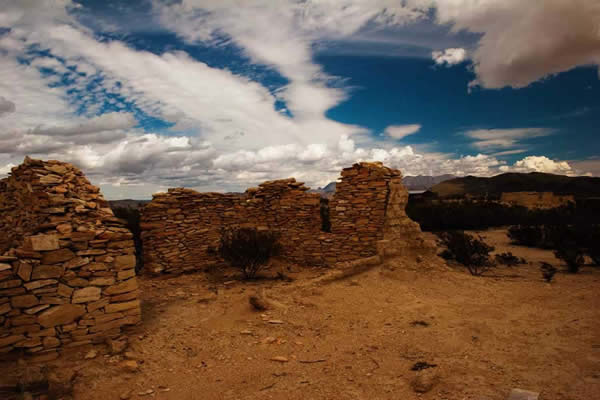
[218,228,281,279]
[540,262,557,283]
[438,231,495,276]
[554,241,584,273]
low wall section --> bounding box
[142,162,428,274]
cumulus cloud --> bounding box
[0,0,595,198]
[431,48,466,66]
[384,124,422,140]
[500,156,573,175]
[464,128,554,151]
[30,112,136,137]
[0,96,16,116]
[431,0,600,88]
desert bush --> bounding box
[406,196,600,232]
[218,228,281,279]
[554,241,585,273]
[112,206,143,272]
[507,225,544,247]
[495,252,525,266]
[438,231,495,276]
[540,262,557,282]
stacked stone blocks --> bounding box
[0,157,141,360]
[142,161,430,274]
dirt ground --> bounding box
[2,228,600,400]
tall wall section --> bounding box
[0,157,141,360]
[142,161,430,274]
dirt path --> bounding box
[3,230,600,399]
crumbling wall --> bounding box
[0,157,141,360]
[142,161,432,274]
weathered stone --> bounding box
[16,262,32,281]
[104,278,138,295]
[114,255,136,269]
[37,304,86,327]
[42,248,75,264]
[89,277,115,286]
[32,265,64,280]
[72,287,101,303]
[63,256,89,269]
[42,336,61,348]
[0,302,11,314]
[117,269,136,280]
[29,234,60,251]
[0,334,25,347]
[11,295,39,308]
[105,300,140,314]
[0,279,21,289]
[24,279,57,291]
[24,304,50,314]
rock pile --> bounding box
[142,161,435,274]
[0,157,140,360]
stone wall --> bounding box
[0,157,141,360]
[142,162,433,274]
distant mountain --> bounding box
[310,175,456,197]
[109,199,150,210]
[429,172,600,199]
[402,175,456,191]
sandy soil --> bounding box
[2,228,600,400]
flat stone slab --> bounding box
[507,389,539,400]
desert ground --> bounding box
[2,228,599,400]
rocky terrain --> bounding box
[2,231,598,399]
[1,158,599,400]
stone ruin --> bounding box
[0,157,141,361]
[142,162,435,274]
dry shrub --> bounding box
[438,231,495,276]
[218,228,281,279]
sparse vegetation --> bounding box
[218,227,281,279]
[554,241,585,273]
[540,262,557,282]
[406,197,600,232]
[438,231,495,276]
[495,252,525,266]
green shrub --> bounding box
[495,252,525,266]
[438,231,495,276]
[218,228,281,279]
[554,241,585,273]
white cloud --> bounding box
[384,124,422,140]
[0,96,16,116]
[464,128,553,151]
[0,0,595,199]
[0,163,15,177]
[500,156,573,175]
[432,47,466,66]
[31,112,136,137]
[431,0,600,88]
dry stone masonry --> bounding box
[0,157,141,360]
[142,162,435,274]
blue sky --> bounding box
[0,0,599,199]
